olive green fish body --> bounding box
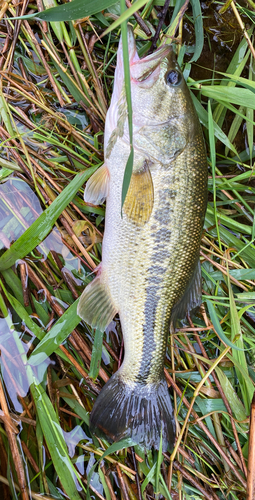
[78,30,208,450]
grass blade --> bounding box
[208,101,221,251]
[89,328,104,379]
[13,0,118,21]
[103,0,150,36]
[120,1,134,209]
[29,299,80,365]
[206,300,245,351]
[228,277,254,412]
[189,0,204,62]
[29,380,84,500]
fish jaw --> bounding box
[130,44,172,88]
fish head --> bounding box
[130,44,194,122]
[105,29,198,164]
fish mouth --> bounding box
[131,45,171,83]
[115,27,173,94]
[128,29,172,87]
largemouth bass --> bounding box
[78,29,208,450]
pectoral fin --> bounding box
[84,164,109,205]
[123,161,154,226]
[77,276,117,331]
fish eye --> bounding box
[165,70,182,86]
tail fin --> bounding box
[90,372,175,451]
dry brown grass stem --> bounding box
[126,0,152,36]
[0,473,61,500]
[173,460,217,500]
[0,379,29,500]
[6,0,30,72]
[247,393,255,500]
[200,250,249,291]
[191,312,247,477]
[116,464,130,500]
[23,21,65,106]
[164,370,247,489]
[231,1,255,60]
[19,263,29,307]
[59,215,97,269]
[100,464,117,500]
[21,441,40,474]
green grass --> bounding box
[0,1,255,499]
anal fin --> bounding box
[77,276,117,331]
[123,161,154,225]
[84,164,109,205]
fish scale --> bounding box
[78,29,208,450]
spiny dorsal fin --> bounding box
[77,275,118,332]
[84,164,109,205]
[123,161,154,226]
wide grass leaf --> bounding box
[190,93,238,155]
[103,0,150,35]
[215,368,247,424]
[0,167,97,271]
[29,380,83,500]
[236,292,255,300]
[120,2,134,209]
[98,467,111,500]
[142,463,157,494]
[29,299,80,365]
[155,430,163,496]
[213,34,250,127]
[89,328,104,379]
[2,268,26,306]
[228,280,254,412]
[206,205,252,235]
[201,85,255,109]
[16,0,118,21]
[206,300,245,351]
[210,268,255,280]
[189,0,203,62]
[216,70,255,94]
